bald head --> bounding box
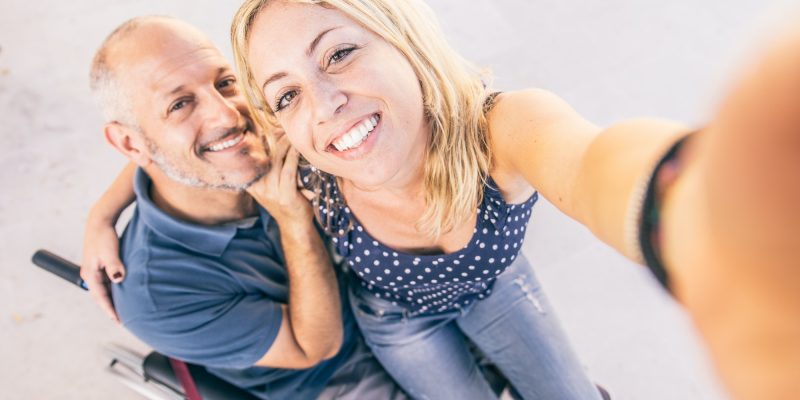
[89,16,216,126]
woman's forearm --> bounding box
[88,162,137,226]
[572,119,692,261]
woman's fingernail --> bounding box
[113,272,123,280]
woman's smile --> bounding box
[327,113,382,159]
[329,113,380,152]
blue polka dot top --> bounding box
[308,171,538,316]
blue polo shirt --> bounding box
[113,169,356,399]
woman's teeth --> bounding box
[207,133,244,152]
[332,115,379,152]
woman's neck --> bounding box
[345,128,429,200]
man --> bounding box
[85,15,405,399]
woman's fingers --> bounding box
[247,135,308,218]
[81,220,126,322]
[247,135,292,198]
[279,148,301,203]
[267,136,291,179]
[103,255,126,283]
[80,261,120,323]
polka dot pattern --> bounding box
[312,172,538,315]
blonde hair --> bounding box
[232,0,493,238]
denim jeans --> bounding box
[317,337,409,400]
[348,254,602,400]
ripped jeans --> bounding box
[349,254,602,400]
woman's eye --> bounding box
[329,47,355,65]
[274,90,297,112]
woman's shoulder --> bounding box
[485,90,549,196]
[486,88,598,201]
[488,88,571,125]
[486,88,568,165]
[487,87,595,146]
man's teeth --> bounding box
[207,134,244,152]
[333,115,379,152]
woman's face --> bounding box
[248,1,429,188]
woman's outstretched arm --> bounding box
[488,88,690,260]
[659,26,800,399]
[490,25,800,399]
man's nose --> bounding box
[309,75,347,126]
[203,91,242,129]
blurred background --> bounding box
[0,0,792,398]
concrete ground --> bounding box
[0,0,789,398]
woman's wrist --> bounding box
[87,202,121,229]
[630,132,695,292]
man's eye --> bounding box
[169,99,191,113]
[217,78,237,90]
[274,90,297,112]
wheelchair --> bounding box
[32,249,258,400]
[31,250,514,399]
[32,249,610,400]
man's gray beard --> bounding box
[147,140,265,192]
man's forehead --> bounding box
[145,47,231,92]
[110,22,231,93]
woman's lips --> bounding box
[327,113,381,154]
[330,114,381,152]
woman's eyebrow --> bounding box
[261,26,343,92]
[306,27,341,56]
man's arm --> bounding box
[248,137,343,369]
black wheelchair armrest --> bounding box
[143,352,259,400]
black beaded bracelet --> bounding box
[638,135,691,293]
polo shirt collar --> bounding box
[134,169,271,257]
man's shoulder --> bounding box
[114,205,288,318]
[113,210,216,318]
[116,210,220,305]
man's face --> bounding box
[122,26,268,191]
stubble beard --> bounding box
[146,139,266,192]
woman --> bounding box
[229,1,684,398]
[84,1,800,399]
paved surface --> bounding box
[1,0,789,398]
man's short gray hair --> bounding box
[89,16,174,127]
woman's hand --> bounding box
[662,23,800,400]
[80,215,125,323]
[246,135,314,225]
[78,163,136,323]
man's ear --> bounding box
[104,122,151,167]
